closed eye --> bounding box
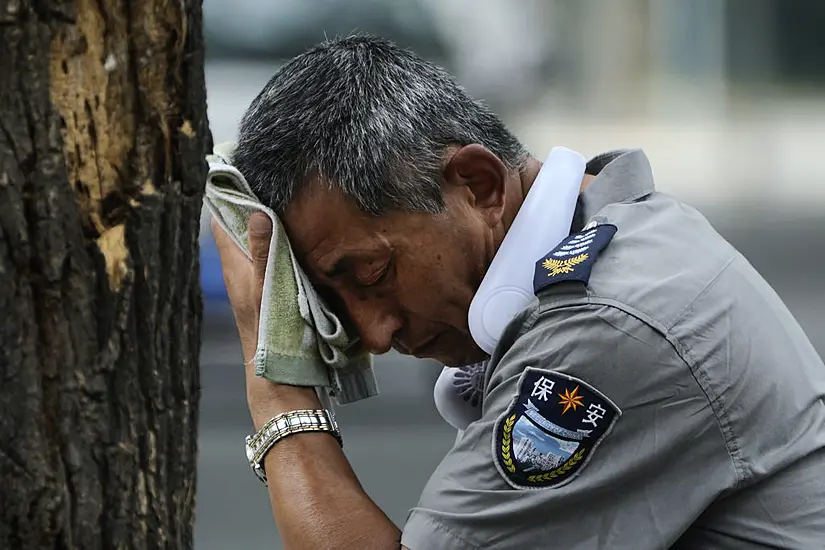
[362,258,393,287]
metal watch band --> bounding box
[244,408,342,485]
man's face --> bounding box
[282,186,488,367]
[281,146,513,367]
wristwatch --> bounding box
[244,408,342,485]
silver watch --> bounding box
[244,409,342,485]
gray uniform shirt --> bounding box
[401,149,825,549]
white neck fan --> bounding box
[433,146,586,430]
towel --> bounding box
[203,142,378,405]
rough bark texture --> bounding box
[0,0,210,548]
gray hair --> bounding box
[233,34,529,216]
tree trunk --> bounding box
[0,0,210,548]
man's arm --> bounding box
[247,381,405,550]
[214,213,409,550]
[401,298,739,549]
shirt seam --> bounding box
[668,252,738,331]
[405,511,482,550]
[674,330,749,488]
[660,254,749,484]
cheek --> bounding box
[394,245,471,320]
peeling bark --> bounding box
[0,0,210,548]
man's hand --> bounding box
[211,212,311,427]
[209,211,403,549]
[211,211,272,364]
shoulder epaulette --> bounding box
[533,224,618,295]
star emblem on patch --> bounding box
[494,368,621,489]
[557,386,585,414]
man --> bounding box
[213,35,825,549]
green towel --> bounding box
[203,142,378,405]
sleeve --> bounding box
[401,302,738,550]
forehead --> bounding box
[280,184,389,268]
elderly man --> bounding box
[212,35,825,549]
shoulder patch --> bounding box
[493,367,620,490]
[533,224,617,295]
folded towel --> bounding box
[203,142,378,405]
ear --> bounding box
[443,144,508,227]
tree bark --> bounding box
[0,0,210,548]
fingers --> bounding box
[210,217,250,306]
[207,213,271,367]
[247,211,273,306]
[210,216,228,247]
[210,217,249,265]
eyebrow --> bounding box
[317,241,386,279]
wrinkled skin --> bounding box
[280,144,540,367]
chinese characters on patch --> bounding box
[530,375,607,430]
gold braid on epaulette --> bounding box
[527,448,587,483]
[500,414,517,473]
[542,253,589,276]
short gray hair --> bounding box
[233,35,529,216]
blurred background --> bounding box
[195,1,825,547]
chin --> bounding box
[432,345,489,368]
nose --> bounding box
[341,294,401,355]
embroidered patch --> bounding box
[533,224,617,295]
[493,367,620,489]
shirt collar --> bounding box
[576,149,656,224]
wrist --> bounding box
[247,378,321,431]
[245,407,342,486]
